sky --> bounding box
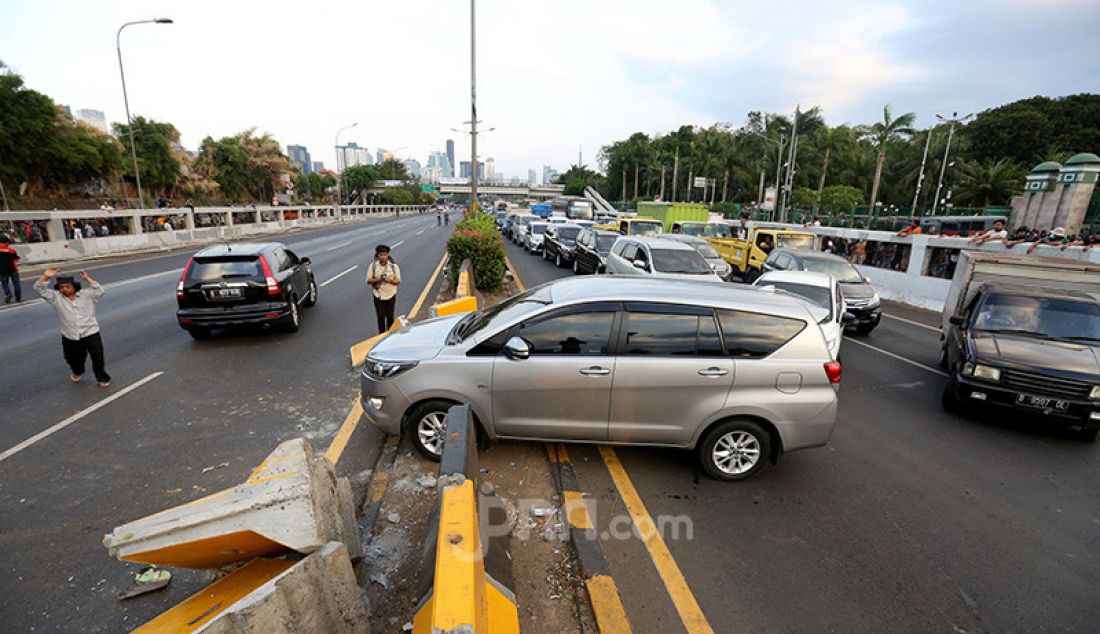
[2,0,1098,179]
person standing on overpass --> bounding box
[0,235,22,304]
[34,267,111,387]
[366,244,401,333]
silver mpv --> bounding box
[361,277,840,480]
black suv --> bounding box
[572,228,620,274]
[176,242,317,339]
[941,285,1100,441]
[762,248,881,334]
[541,223,583,268]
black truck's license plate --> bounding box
[1015,394,1069,411]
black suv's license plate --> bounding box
[210,288,242,299]
[1015,394,1069,411]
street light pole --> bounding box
[117,18,172,210]
[469,0,479,214]
[334,122,358,213]
[910,129,933,218]
[931,111,973,215]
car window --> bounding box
[518,305,616,355]
[800,258,864,283]
[623,304,722,356]
[650,248,710,274]
[596,235,618,252]
[717,309,807,358]
[758,281,831,312]
[187,257,261,282]
[773,254,791,269]
[621,243,638,261]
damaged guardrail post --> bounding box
[103,439,369,632]
[412,404,519,634]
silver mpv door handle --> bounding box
[579,367,611,376]
[698,367,729,377]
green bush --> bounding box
[446,212,506,293]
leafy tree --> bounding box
[555,164,601,194]
[0,61,125,198]
[811,126,855,198]
[859,105,915,211]
[790,187,818,207]
[380,185,415,205]
[112,116,182,195]
[963,94,1100,165]
[819,185,864,214]
[193,129,293,202]
[377,158,411,181]
[342,164,380,194]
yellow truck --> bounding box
[705,226,817,282]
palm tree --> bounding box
[813,126,855,200]
[860,105,916,212]
[952,159,1024,207]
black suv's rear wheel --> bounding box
[699,419,771,481]
[303,278,318,307]
[283,297,300,332]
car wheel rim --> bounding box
[418,411,447,455]
[573,260,579,273]
[310,282,317,302]
[556,255,561,266]
[712,431,761,475]
[291,301,299,325]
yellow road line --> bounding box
[324,397,363,465]
[563,491,593,530]
[586,575,633,634]
[504,254,525,292]
[598,446,714,634]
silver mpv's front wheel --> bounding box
[406,400,454,461]
[699,419,771,481]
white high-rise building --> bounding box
[336,143,372,171]
[528,169,537,185]
[485,157,496,179]
[75,108,108,134]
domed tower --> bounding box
[1011,154,1099,234]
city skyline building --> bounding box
[403,158,421,178]
[376,148,394,164]
[336,142,372,172]
[426,151,452,183]
[485,157,496,179]
[287,144,312,175]
[528,169,537,185]
[459,160,485,180]
[542,165,558,185]
[75,108,108,134]
[445,139,455,177]
[312,161,324,173]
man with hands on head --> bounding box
[34,267,112,388]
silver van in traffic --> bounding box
[360,277,840,480]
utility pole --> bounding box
[659,165,666,201]
[780,106,799,223]
[910,129,933,218]
[621,167,627,201]
[469,0,478,213]
[687,169,693,203]
[932,111,973,215]
[723,169,729,203]
[773,135,785,222]
[0,177,9,211]
[633,163,639,200]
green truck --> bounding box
[636,202,709,231]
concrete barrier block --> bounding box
[104,438,359,569]
[136,543,368,633]
[430,296,478,318]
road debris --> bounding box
[387,512,401,523]
[201,462,230,473]
[416,474,437,489]
[117,566,172,600]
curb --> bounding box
[357,435,401,551]
[548,443,633,633]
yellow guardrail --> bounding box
[412,405,519,634]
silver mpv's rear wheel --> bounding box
[699,419,771,481]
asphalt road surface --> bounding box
[503,234,1100,633]
[0,212,449,631]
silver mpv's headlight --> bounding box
[364,358,419,380]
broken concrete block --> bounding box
[104,439,359,569]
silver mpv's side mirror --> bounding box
[504,336,531,360]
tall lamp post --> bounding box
[117,18,173,210]
[751,131,786,221]
[931,111,974,215]
[334,122,358,213]
[469,0,479,213]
